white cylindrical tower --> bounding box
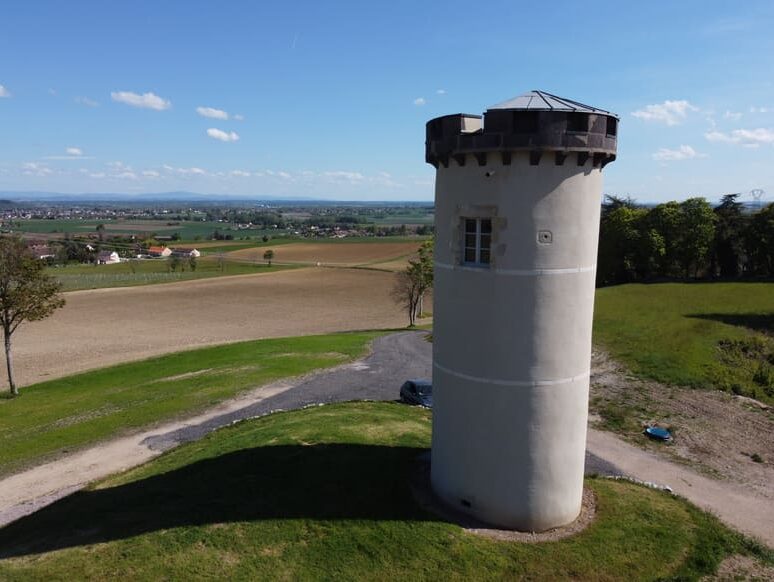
[426,90,618,531]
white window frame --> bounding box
[462,217,492,267]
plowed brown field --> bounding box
[227,241,420,267]
[14,268,408,387]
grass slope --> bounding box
[0,332,379,476]
[594,283,774,402]
[0,402,768,579]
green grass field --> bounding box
[10,218,238,239]
[594,282,774,402]
[48,257,295,291]
[0,401,768,579]
[0,332,380,476]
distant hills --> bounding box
[0,191,433,206]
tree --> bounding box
[676,198,716,278]
[0,238,65,396]
[391,239,433,326]
[263,249,274,266]
[745,203,774,277]
[189,256,197,272]
[647,201,682,277]
[712,194,746,278]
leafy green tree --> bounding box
[391,239,433,326]
[189,256,197,272]
[712,194,746,278]
[676,198,716,278]
[745,203,774,277]
[647,201,683,277]
[597,205,643,285]
[263,249,274,266]
[0,238,65,396]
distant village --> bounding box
[4,200,434,265]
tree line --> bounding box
[597,194,773,286]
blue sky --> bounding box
[1,0,773,203]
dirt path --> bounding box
[2,333,773,548]
[585,429,774,547]
[14,267,406,387]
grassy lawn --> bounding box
[0,402,768,579]
[0,332,380,476]
[594,282,774,403]
[48,257,297,291]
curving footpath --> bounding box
[0,331,772,548]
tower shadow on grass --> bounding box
[686,313,774,335]
[0,444,432,559]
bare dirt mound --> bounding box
[590,349,774,499]
[226,241,421,267]
[13,268,406,387]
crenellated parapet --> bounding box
[426,90,618,169]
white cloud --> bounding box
[233,114,245,121]
[0,84,10,98]
[206,128,240,142]
[723,110,742,121]
[652,145,707,161]
[111,91,171,110]
[749,106,770,114]
[413,97,426,106]
[705,127,774,147]
[323,171,365,183]
[116,171,138,180]
[163,164,208,176]
[230,170,250,177]
[196,106,229,120]
[142,170,160,178]
[436,89,446,95]
[89,172,106,179]
[44,147,93,160]
[632,100,698,125]
[22,162,52,176]
[75,96,99,107]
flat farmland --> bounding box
[13,268,407,387]
[227,241,421,268]
[11,219,233,240]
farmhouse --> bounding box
[97,250,120,264]
[29,243,55,260]
[148,245,172,257]
[170,248,201,258]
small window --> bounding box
[567,113,589,133]
[462,218,492,267]
[606,117,617,137]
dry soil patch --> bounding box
[590,349,774,499]
[13,267,405,387]
[226,241,420,266]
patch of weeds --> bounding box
[597,402,640,433]
[751,453,764,464]
[714,336,774,405]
